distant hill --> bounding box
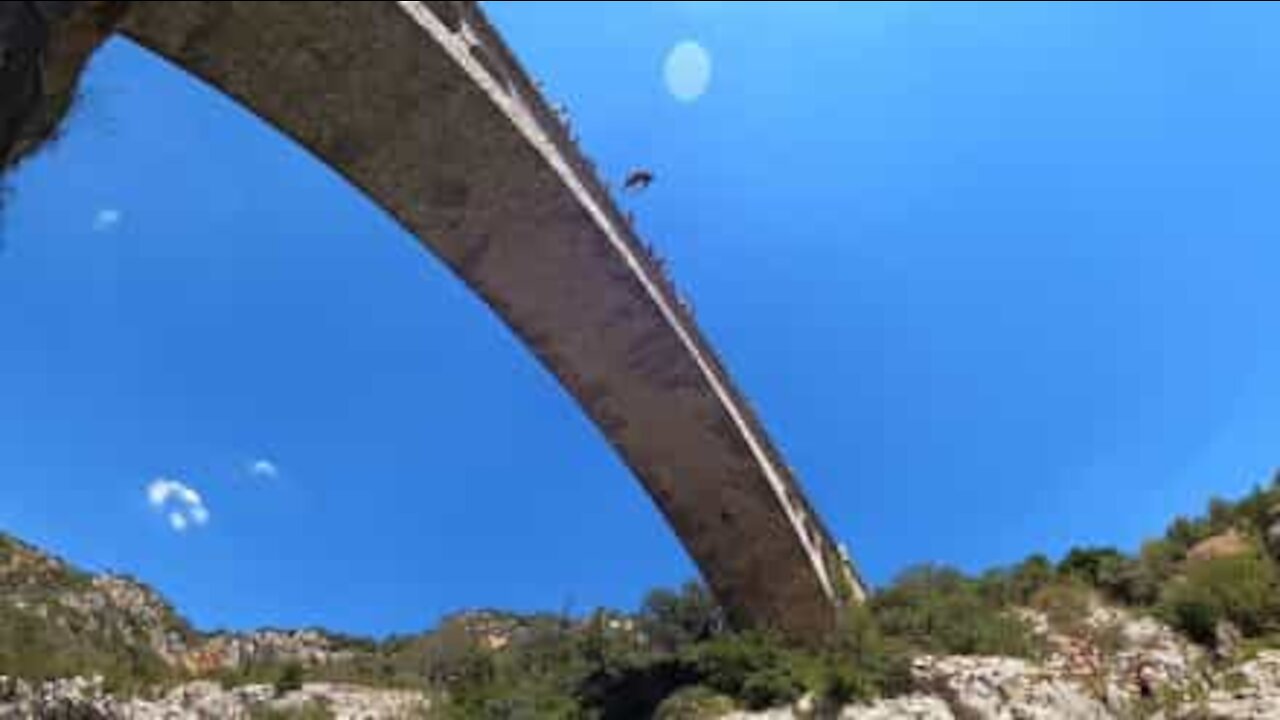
[5,474,1280,718]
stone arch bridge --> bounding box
[1,0,866,641]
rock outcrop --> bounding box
[57,575,197,665]
[1036,604,1209,711]
[182,628,355,674]
[727,607,1280,719]
[722,694,954,720]
[1187,530,1253,564]
[838,695,955,719]
[911,655,1111,719]
[1193,651,1280,719]
[0,676,429,719]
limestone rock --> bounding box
[911,654,1112,719]
[184,628,354,673]
[723,694,953,720]
[1187,530,1253,564]
[839,694,955,719]
[1019,602,1207,713]
[1215,621,1244,661]
[0,677,430,719]
[1193,650,1280,719]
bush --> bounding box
[653,685,736,719]
[687,633,805,709]
[274,662,305,697]
[443,685,579,720]
[1057,546,1148,603]
[585,607,907,715]
[872,565,1040,658]
[817,604,910,702]
[975,554,1057,607]
[686,633,774,697]
[1030,580,1093,635]
[739,665,804,710]
[639,582,724,654]
[1159,550,1280,645]
[1010,554,1055,604]
[1167,516,1212,552]
[1122,539,1182,607]
[818,660,877,707]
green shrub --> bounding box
[818,660,877,707]
[1167,516,1213,552]
[975,554,1057,608]
[1121,539,1181,607]
[687,633,774,696]
[871,565,1040,658]
[1158,550,1280,645]
[1161,587,1218,646]
[639,582,724,654]
[817,604,910,702]
[653,685,736,720]
[739,665,804,710]
[274,662,305,697]
[1057,547,1150,604]
[1030,580,1093,635]
[442,684,579,720]
[687,633,805,709]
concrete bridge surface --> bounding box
[1,0,866,641]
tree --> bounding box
[689,633,804,710]
[1208,497,1235,535]
[1167,516,1210,551]
[639,582,724,653]
[422,620,494,692]
[1057,546,1145,602]
[1011,554,1054,604]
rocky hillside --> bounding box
[726,603,1280,719]
[0,533,357,684]
[5,475,1280,717]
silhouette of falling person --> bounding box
[624,168,654,193]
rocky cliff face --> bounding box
[183,628,355,674]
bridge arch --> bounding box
[10,0,865,640]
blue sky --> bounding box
[3,1,1280,637]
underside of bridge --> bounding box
[1,0,867,642]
